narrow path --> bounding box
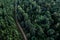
[14,0,27,40]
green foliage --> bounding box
[0,0,60,40]
[17,0,60,40]
[0,0,23,40]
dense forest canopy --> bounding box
[0,0,60,40]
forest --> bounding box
[0,0,60,40]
